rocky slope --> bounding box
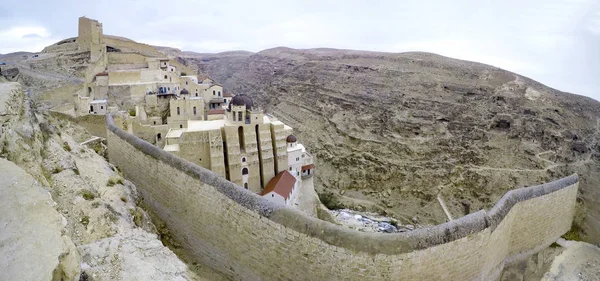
[178,47,599,243]
[0,81,220,280]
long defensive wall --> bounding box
[106,114,579,280]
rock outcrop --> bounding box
[0,158,80,281]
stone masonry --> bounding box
[106,114,579,281]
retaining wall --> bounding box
[106,114,579,281]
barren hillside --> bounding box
[178,47,599,243]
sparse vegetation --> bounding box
[80,189,96,200]
[107,176,123,186]
[62,142,71,152]
[51,166,64,174]
[129,109,136,116]
[80,215,90,227]
[128,208,144,227]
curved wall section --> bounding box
[106,115,579,280]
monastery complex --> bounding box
[70,17,315,207]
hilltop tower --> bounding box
[78,17,104,62]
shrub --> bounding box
[80,215,90,227]
[80,189,96,200]
[107,176,123,186]
[63,142,71,152]
[129,109,135,116]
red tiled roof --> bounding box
[260,171,296,200]
[96,72,108,76]
[301,164,315,171]
[207,109,225,115]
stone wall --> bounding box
[106,114,579,281]
[104,37,163,58]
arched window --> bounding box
[193,106,197,115]
[157,133,161,141]
[164,75,167,79]
[242,168,248,175]
[244,183,248,189]
[177,107,180,115]
[218,91,221,96]
[242,157,246,162]
[213,90,215,95]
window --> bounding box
[153,121,156,125]
[186,81,188,85]
[180,124,183,128]
[157,133,161,141]
[242,157,246,162]
[218,91,221,96]
[164,75,167,79]
[213,90,215,95]
[271,194,274,197]
[177,107,180,115]
[244,183,248,189]
[289,167,292,171]
[237,112,242,121]
[296,157,299,161]
[196,93,198,97]
[193,106,197,115]
[223,99,227,103]
[100,106,104,109]
[242,168,248,175]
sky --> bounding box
[1,0,599,100]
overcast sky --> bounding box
[1,0,599,100]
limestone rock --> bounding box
[0,158,80,281]
[542,242,600,281]
[79,228,192,281]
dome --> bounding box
[230,95,253,109]
[180,88,189,95]
[286,135,297,143]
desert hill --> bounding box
[173,47,600,244]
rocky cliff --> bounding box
[0,80,218,280]
[178,47,598,244]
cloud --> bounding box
[0,26,59,53]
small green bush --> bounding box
[80,189,96,200]
[63,142,71,152]
[81,215,90,227]
[129,109,135,116]
[107,176,123,186]
[51,167,63,174]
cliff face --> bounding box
[180,47,599,243]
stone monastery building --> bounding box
[71,16,315,206]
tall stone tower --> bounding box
[78,17,107,84]
[78,17,104,61]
